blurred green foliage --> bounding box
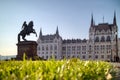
[0,58,116,80]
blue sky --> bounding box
[0,0,120,55]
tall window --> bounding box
[101,45,105,50]
[67,46,71,51]
[55,55,57,59]
[77,46,81,51]
[108,45,111,49]
[88,45,92,54]
[107,55,110,59]
[95,37,99,42]
[62,47,66,51]
[106,36,111,41]
[97,45,99,50]
[72,46,76,51]
[82,55,86,59]
[42,46,44,50]
[50,45,53,50]
[89,45,92,50]
[103,45,105,50]
[82,46,86,51]
[106,45,110,50]
[101,36,105,42]
[82,52,86,54]
[54,45,57,50]
[46,45,48,51]
[88,55,92,58]
[94,45,96,50]
[101,55,104,59]
[95,55,98,59]
[46,56,48,59]
[55,51,57,54]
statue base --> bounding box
[16,41,38,60]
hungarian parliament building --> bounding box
[37,12,120,61]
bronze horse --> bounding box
[18,21,37,42]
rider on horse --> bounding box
[21,21,34,35]
[27,21,34,35]
[18,21,37,42]
[22,21,28,34]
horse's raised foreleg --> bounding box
[34,32,37,37]
[35,32,37,37]
[33,30,37,37]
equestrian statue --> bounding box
[18,21,37,42]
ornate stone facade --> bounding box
[37,12,119,61]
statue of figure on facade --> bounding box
[18,21,37,42]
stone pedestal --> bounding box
[16,41,38,60]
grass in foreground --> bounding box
[0,59,117,80]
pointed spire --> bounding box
[113,11,117,26]
[39,28,42,39]
[103,16,104,23]
[91,13,94,27]
[56,26,59,35]
[56,26,59,38]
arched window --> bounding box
[101,36,105,42]
[106,36,111,41]
[95,37,99,42]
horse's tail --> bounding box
[18,33,20,42]
[35,31,37,37]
